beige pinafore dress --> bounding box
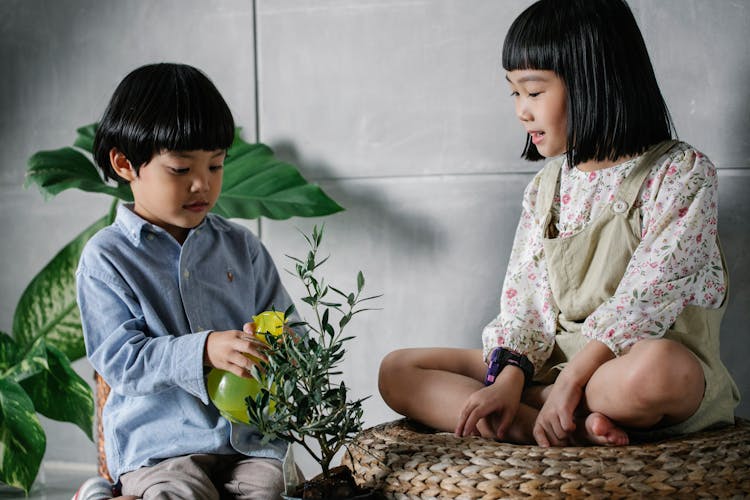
[532,140,739,435]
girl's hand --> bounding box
[455,366,525,439]
[204,328,267,378]
[533,377,582,446]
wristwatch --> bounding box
[484,347,534,387]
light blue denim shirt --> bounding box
[76,204,292,482]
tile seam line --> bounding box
[305,166,749,183]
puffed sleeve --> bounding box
[582,146,726,355]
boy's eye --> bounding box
[209,165,224,172]
[170,167,189,175]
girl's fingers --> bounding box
[561,413,576,433]
[457,403,480,437]
[533,423,550,447]
[495,411,513,439]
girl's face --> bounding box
[121,149,225,243]
[506,69,567,158]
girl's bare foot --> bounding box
[582,412,629,446]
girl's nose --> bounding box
[516,101,532,122]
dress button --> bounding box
[612,199,628,214]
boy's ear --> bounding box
[109,148,137,182]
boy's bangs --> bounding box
[150,83,234,154]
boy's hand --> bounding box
[455,366,524,439]
[204,326,266,378]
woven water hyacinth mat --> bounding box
[342,418,750,499]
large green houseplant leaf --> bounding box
[2,124,343,492]
[1,332,91,493]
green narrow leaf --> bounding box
[12,216,109,360]
[357,271,365,293]
[20,344,94,440]
[211,135,344,220]
[0,377,46,493]
[25,147,132,201]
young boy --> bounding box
[75,63,294,499]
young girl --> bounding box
[379,0,739,447]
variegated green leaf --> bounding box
[20,344,93,440]
[0,332,19,372]
[0,377,46,494]
[12,216,109,360]
[3,336,48,383]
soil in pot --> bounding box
[284,465,376,500]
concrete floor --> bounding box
[0,462,95,500]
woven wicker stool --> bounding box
[342,418,750,499]
[95,372,113,484]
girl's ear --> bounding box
[109,148,137,181]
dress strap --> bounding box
[613,140,680,214]
[536,156,565,221]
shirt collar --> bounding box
[115,203,230,246]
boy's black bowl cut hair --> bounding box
[501,0,674,166]
[93,63,235,182]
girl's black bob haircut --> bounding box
[502,0,675,165]
[93,63,235,182]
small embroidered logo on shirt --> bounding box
[227,271,234,282]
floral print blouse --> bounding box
[481,143,726,372]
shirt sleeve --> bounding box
[582,147,726,355]
[481,173,559,372]
[77,263,210,402]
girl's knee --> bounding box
[625,339,704,408]
[378,349,413,405]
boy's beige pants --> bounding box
[119,453,284,499]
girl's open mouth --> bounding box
[530,131,545,145]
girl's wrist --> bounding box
[497,364,526,389]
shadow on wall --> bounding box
[271,139,446,254]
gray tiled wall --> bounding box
[1,0,747,480]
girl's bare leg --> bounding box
[583,338,704,430]
[378,347,538,442]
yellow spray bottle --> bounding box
[206,311,284,424]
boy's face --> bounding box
[125,149,225,243]
[506,69,567,158]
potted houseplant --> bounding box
[245,225,381,500]
[1,124,343,493]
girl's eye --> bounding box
[510,91,519,97]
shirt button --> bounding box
[146,234,155,241]
[612,199,628,214]
[183,270,190,279]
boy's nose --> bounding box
[190,175,210,192]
